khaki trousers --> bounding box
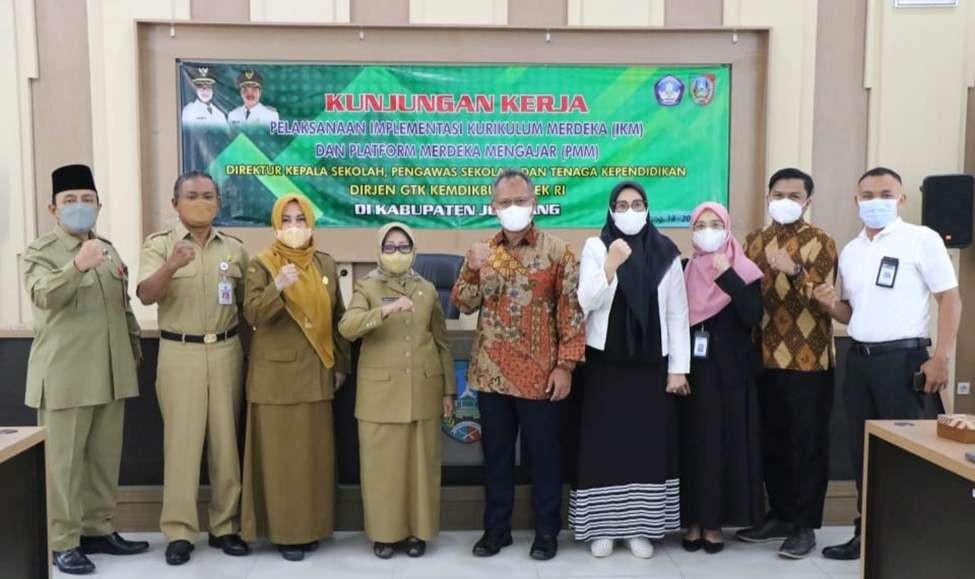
[38,400,124,551]
[157,337,243,541]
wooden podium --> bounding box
[0,427,49,579]
[862,420,975,578]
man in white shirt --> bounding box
[227,69,279,126]
[813,166,962,560]
[181,67,228,129]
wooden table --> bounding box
[0,427,49,579]
[862,420,975,578]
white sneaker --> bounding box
[626,538,654,559]
[590,538,614,557]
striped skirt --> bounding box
[570,354,681,541]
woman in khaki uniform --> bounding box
[241,193,351,562]
[338,222,456,559]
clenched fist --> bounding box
[713,253,731,276]
[381,296,415,317]
[812,283,839,310]
[167,240,196,271]
[274,263,300,292]
[74,239,107,272]
[606,238,632,271]
[766,247,797,275]
[466,242,492,271]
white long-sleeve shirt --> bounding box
[577,237,690,374]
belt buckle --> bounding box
[204,333,217,345]
[863,345,872,356]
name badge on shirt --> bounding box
[692,330,710,359]
[381,297,398,304]
[218,277,234,305]
[875,256,899,289]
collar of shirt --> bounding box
[856,217,904,242]
[492,223,538,247]
[767,219,807,237]
[54,224,91,251]
[174,220,220,247]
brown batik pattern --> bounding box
[745,221,838,372]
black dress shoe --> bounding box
[208,533,250,556]
[53,548,96,575]
[278,544,305,562]
[822,535,860,560]
[80,532,150,556]
[403,537,426,558]
[472,529,513,557]
[530,534,558,561]
[302,540,320,552]
[702,539,725,554]
[373,542,395,559]
[165,540,194,566]
[779,528,816,559]
[736,517,794,543]
[682,537,704,552]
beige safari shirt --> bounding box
[22,225,141,410]
[138,222,248,335]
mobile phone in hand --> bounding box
[913,371,926,392]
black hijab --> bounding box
[599,181,679,357]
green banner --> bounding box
[178,62,729,228]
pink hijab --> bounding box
[684,202,764,326]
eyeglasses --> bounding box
[381,243,413,254]
[613,200,647,212]
[494,198,533,210]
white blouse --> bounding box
[577,237,690,374]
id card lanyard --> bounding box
[692,322,710,359]
[875,256,899,289]
[218,258,234,305]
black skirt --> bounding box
[678,347,764,529]
[569,350,680,540]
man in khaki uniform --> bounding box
[23,164,149,575]
[137,171,250,565]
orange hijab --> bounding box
[257,194,334,368]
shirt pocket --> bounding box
[224,262,244,280]
[359,367,392,382]
[171,259,201,280]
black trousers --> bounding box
[478,391,564,536]
[844,346,941,533]
[758,369,834,529]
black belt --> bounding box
[850,338,931,357]
[160,327,238,345]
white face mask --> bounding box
[692,228,728,253]
[497,205,533,232]
[611,209,648,236]
[768,199,804,225]
[858,198,899,229]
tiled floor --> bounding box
[54,528,861,578]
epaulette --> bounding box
[217,230,244,244]
[30,232,58,249]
